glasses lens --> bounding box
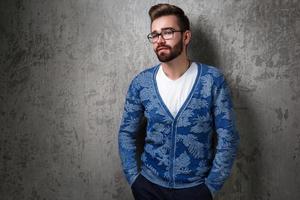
[147,29,177,43]
[148,33,158,43]
[162,30,174,40]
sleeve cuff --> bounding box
[204,182,216,198]
[129,173,140,187]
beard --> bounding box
[155,39,183,62]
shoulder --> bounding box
[198,63,223,78]
[129,64,159,89]
[135,65,157,80]
[197,63,226,86]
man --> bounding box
[118,3,239,200]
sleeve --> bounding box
[205,75,240,196]
[118,77,145,186]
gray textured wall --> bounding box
[0,0,299,200]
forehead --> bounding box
[151,15,180,32]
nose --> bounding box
[156,34,166,44]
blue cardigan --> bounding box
[118,63,239,195]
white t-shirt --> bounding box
[156,62,198,117]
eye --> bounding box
[163,30,173,35]
[150,33,159,38]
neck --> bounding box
[161,53,190,80]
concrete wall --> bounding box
[0,0,299,200]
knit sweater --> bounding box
[118,63,239,195]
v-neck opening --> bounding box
[159,64,194,83]
[153,63,202,121]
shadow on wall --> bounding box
[189,19,263,199]
[231,94,264,200]
[189,21,219,67]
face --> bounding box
[151,15,186,62]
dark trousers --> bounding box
[131,174,213,200]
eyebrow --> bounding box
[151,27,175,34]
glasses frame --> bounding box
[147,28,184,43]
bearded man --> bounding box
[118,3,240,200]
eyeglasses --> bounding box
[147,28,184,43]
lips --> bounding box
[157,46,170,52]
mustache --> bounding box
[156,45,171,51]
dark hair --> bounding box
[148,4,190,31]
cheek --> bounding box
[153,44,157,50]
[153,43,159,50]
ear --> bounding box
[183,30,192,46]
